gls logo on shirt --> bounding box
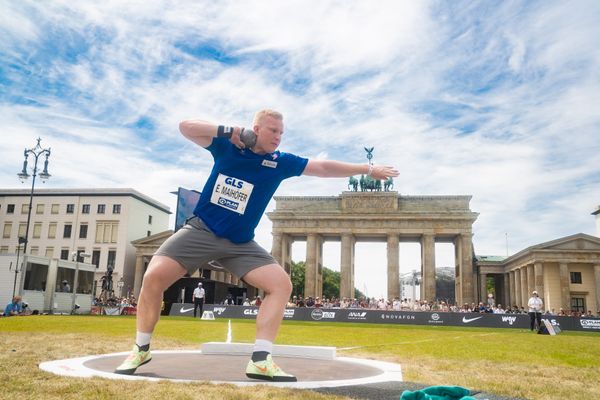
[210,174,254,215]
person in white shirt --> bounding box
[192,282,205,318]
[527,290,544,331]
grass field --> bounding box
[1,315,599,400]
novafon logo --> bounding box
[501,316,517,325]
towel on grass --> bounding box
[401,385,477,400]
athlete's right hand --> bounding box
[230,127,257,149]
[230,127,245,149]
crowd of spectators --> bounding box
[274,295,600,318]
[93,295,137,308]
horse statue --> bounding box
[348,176,359,191]
[384,177,394,191]
[360,174,382,191]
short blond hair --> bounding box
[253,109,283,126]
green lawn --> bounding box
[1,315,599,399]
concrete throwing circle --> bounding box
[39,350,402,389]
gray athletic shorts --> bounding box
[154,216,277,278]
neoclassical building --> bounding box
[477,233,600,313]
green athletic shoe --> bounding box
[245,354,297,382]
[114,345,152,375]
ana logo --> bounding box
[501,316,517,325]
[243,308,259,316]
[224,177,244,188]
[212,307,226,315]
[348,311,367,320]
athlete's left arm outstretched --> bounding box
[303,160,398,180]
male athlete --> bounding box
[115,109,399,381]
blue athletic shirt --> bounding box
[193,137,308,243]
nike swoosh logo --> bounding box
[179,307,194,313]
[255,365,268,373]
[462,316,483,323]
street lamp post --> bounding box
[15,138,51,298]
[117,278,124,298]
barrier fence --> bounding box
[168,304,600,332]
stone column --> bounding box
[480,273,487,303]
[459,234,474,304]
[271,232,283,267]
[305,234,323,298]
[509,271,515,307]
[527,264,535,298]
[283,235,293,275]
[454,236,462,305]
[520,267,528,308]
[133,254,145,298]
[503,273,510,309]
[421,234,436,301]
[340,233,355,299]
[316,235,324,299]
[559,263,570,310]
[534,262,544,299]
[387,234,400,300]
[514,269,521,308]
[594,265,600,314]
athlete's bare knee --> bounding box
[265,275,292,297]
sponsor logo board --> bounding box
[380,313,417,320]
[501,316,517,325]
[428,313,444,324]
[462,316,483,324]
[311,309,336,320]
[580,319,600,329]
[347,311,368,320]
[212,307,227,315]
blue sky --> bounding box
[2,1,599,298]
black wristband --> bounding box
[217,125,234,138]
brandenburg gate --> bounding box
[267,191,479,304]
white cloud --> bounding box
[1,0,599,299]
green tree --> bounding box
[290,261,305,297]
[290,260,365,299]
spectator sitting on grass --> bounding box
[4,296,23,316]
